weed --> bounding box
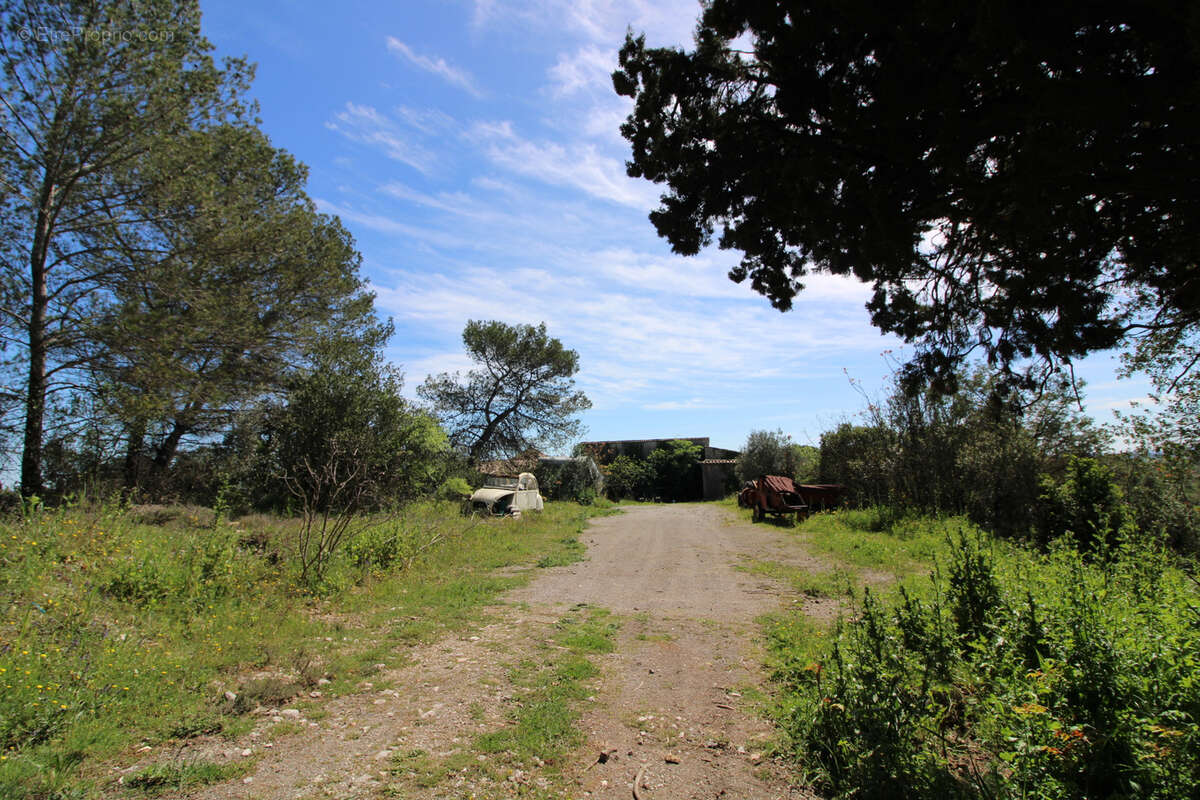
[764,512,1200,799]
[123,759,251,795]
[474,607,616,766]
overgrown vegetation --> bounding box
[813,368,1199,552]
[583,438,706,501]
[0,498,605,799]
[736,429,818,484]
[765,510,1200,799]
[534,457,603,505]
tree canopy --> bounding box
[92,124,378,489]
[0,0,381,497]
[0,0,253,493]
[614,0,1200,390]
[417,321,591,463]
[647,438,702,501]
[736,428,816,483]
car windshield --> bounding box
[484,476,519,489]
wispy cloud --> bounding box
[644,397,717,411]
[325,103,436,174]
[472,121,657,208]
[385,37,483,97]
[548,45,616,96]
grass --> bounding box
[0,498,608,799]
[733,502,980,597]
[739,558,856,600]
[122,759,254,795]
[387,605,618,794]
[475,606,616,762]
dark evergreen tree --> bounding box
[614,0,1200,391]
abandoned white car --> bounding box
[469,472,544,516]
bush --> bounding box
[437,477,474,502]
[602,455,652,500]
[345,511,451,572]
[647,439,702,501]
[770,518,1200,799]
[535,458,602,503]
[1037,456,1133,553]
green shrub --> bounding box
[535,458,602,503]
[437,477,474,502]
[601,455,652,500]
[1037,456,1133,553]
[769,517,1200,799]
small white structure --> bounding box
[469,472,544,516]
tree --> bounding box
[648,438,702,501]
[818,423,895,507]
[1113,326,1200,551]
[417,321,591,464]
[790,444,819,483]
[1,0,253,495]
[603,454,653,500]
[614,1,1200,391]
[89,124,378,492]
[736,428,801,483]
[264,342,447,584]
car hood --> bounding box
[470,488,514,505]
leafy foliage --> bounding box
[418,321,591,464]
[769,514,1200,799]
[535,458,602,504]
[819,369,1104,537]
[1116,326,1200,551]
[614,1,1200,391]
[0,0,255,495]
[736,429,815,483]
[264,343,447,586]
[1036,457,1133,554]
[647,439,702,501]
[601,454,654,500]
[93,125,378,494]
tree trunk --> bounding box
[123,418,148,492]
[152,419,190,472]
[20,186,53,498]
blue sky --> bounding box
[199,0,1149,453]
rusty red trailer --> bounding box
[743,475,808,522]
[740,477,847,522]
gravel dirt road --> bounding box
[159,504,829,799]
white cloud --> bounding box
[385,37,483,97]
[473,121,657,208]
[379,182,482,218]
[393,105,459,136]
[644,397,717,411]
[548,45,616,96]
[325,103,435,174]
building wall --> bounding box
[700,461,737,500]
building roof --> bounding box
[581,437,710,446]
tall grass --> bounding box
[765,511,1200,799]
[0,499,604,799]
